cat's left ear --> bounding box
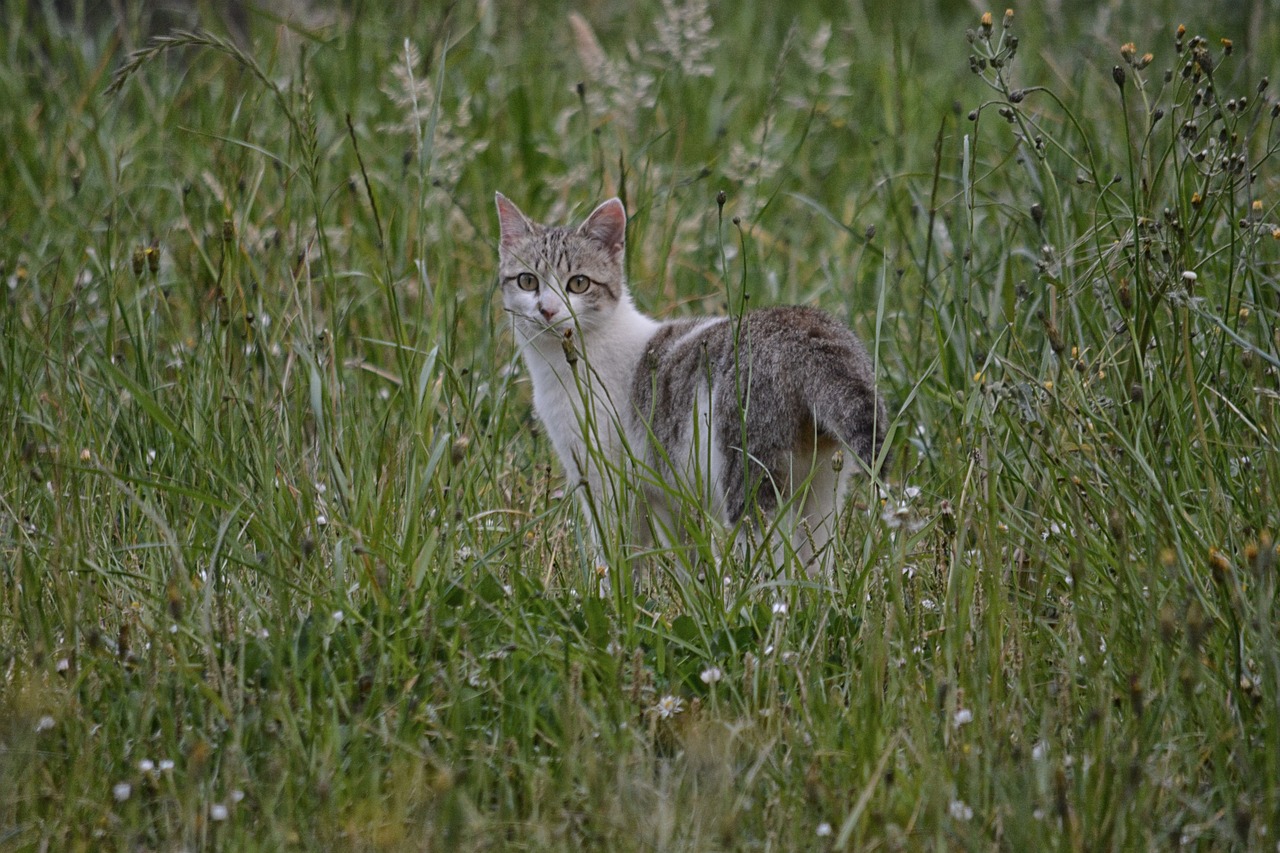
[496,192,533,249]
[578,198,627,256]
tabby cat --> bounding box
[496,193,886,575]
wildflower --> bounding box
[1120,42,1137,64]
[954,708,974,727]
[138,759,155,773]
[79,448,91,462]
[652,694,685,719]
[158,759,175,772]
[332,610,344,624]
[700,666,724,684]
[980,12,993,35]
[34,715,55,733]
[1032,741,1048,761]
[113,782,132,802]
[816,821,833,837]
[949,799,974,821]
[230,789,245,803]
[210,803,229,821]
[771,601,788,616]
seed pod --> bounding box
[561,328,578,368]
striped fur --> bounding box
[496,193,886,575]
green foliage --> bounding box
[1,1,1278,849]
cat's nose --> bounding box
[539,304,557,321]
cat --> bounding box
[495,192,887,576]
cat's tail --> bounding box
[806,367,888,474]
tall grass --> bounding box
[1,1,1277,849]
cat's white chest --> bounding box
[520,315,658,484]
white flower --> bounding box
[953,708,973,727]
[210,803,229,821]
[138,759,155,773]
[158,759,175,772]
[1032,741,1048,761]
[113,782,132,802]
[949,799,973,821]
[651,695,685,719]
[34,715,55,733]
[700,666,724,684]
[332,610,344,624]
[56,658,70,673]
[921,598,938,612]
[904,485,922,499]
[230,789,245,803]
[771,601,788,616]
[816,821,833,837]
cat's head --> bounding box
[495,193,629,345]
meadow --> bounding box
[2,1,1278,849]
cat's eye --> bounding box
[516,272,538,292]
[566,274,591,294]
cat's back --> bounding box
[631,303,884,462]
[637,306,873,382]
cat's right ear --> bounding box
[577,197,626,257]
[495,192,532,248]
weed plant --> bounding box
[1,1,1278,850]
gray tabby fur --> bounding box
[496,192,886,575]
